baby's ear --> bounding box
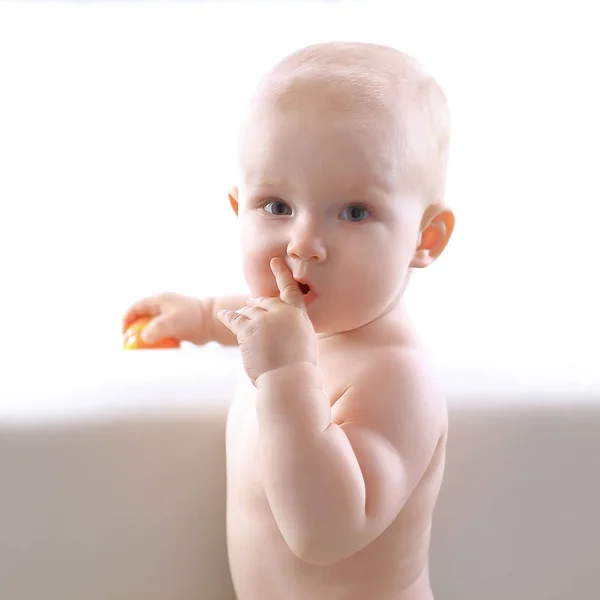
[410,206,455,268]
[228,186,239,216]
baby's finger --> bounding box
[121,298,162,333]
[246,296,279,311]
[216,309,249,337]
[141,315,170,343]
[270,258,306,310]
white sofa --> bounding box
[1,347,598,600]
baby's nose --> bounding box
[286,228,326,262]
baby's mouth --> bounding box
[297,282,311,295]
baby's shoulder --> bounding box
[330,343,447,439]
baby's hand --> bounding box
[217,258,317,384]
[121,292,210,346]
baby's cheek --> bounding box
[354,248,407,300]
[242,248,277,297]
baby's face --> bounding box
[233,94,427,335]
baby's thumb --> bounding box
[141,317,169,343]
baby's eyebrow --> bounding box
[339,183,391,204]
[245,179,291,195]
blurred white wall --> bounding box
[0,0,597,373]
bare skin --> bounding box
[225,295,448,600]
[122,42,454,600]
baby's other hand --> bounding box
[121,292,211,346]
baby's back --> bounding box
[226,340,447,600]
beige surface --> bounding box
[431,396,599,599]
[1,348,598,600]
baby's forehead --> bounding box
[240,107,402,184]
[240,88,421,189]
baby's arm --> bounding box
[254,348,446,566]
[123,293,248,347]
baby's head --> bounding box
[228,42,454,335]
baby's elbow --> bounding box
[288,512,398,565]
[284,528,365,567]
[289,541,351,567]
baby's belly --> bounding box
[226,379,435,600]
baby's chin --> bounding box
[308,308,375,337]
[310,292,407,338]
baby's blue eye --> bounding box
[263,200,292,216]
[341,205,370,222]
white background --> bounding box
[0,0,598,373]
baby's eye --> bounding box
[340,204,370,222]
[263,200,292,216]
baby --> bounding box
[123,41,454,600]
